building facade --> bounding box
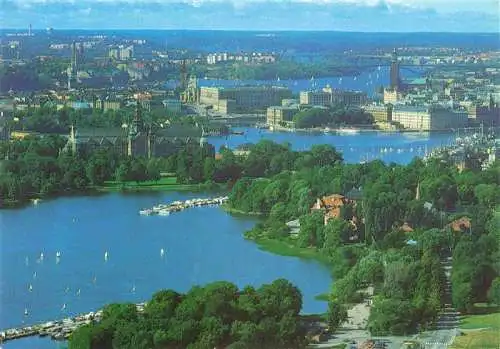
[363,104,392,122]
[199,86,292,114]
[392,105,468,131]
[300,88,367,107]
[266,106,298,128]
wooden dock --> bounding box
[0,303,145,343]
[139,196,228,216]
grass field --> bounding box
[98,177,206,192]
[252,237,334,268]
[450,305,500,349]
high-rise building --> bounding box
[390,49,400,90]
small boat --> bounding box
[24,308,29,316]
[131,285,136,293]
[40,252,44,261]
[160,248,165,258]
[65,287,70,293]
[61,303,66,311]
[104,251,109,261]
[158,210,170,216]
[139,209,153,216]
[337,127,360,135]
[56,252,61,258]
[28,284,33,292]
[33,272,37,279]
[76,289,81,296]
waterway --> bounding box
[208,128,456,164]
[1,192,332,349]
[166,66,423,96]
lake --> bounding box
[1,192,332,349]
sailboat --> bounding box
[56,251,61,258]
[28,284,33,292]
[33,272,37,279]
[131,284,136,293]
[25,256,29,266]
[76,289,81,296]
[24,308,29,316]
[39,252,44,261]
[104,251,109,261]
[61,303,66,311]
[160,248,165,258]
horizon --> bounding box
[1,0,498,32]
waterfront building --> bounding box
[299,91,331,107]
[466,97,500,126]
[199,86,292,114]
[383,88,401,104]
[392,105,468,131]
[363,104,392,122]
[266,106,298,128]
[300,88,367,107]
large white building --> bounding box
[392,105,468,131]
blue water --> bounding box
[166,66,422,96]
[208,128,456,164]
[1,192,332,349]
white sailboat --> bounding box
[24,308,29,316]
[131,284,136,293]
[160,248,165,258]
[76,289,81,296]
[39,252,44,261]
[61,303,66,311]
[56,251,61,258]
[28,284,33,292]
[104,251,109,262]
[25,256,29,266]
[33,272,37,279]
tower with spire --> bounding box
[390,48,400,91]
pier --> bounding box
[0,303,146,343]
[139,196,229,216]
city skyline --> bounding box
[1,0,498,32]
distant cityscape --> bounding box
[1,26,499,146]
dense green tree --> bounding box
[327,299,348,332]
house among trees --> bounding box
[311,193,356,226]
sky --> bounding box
[0,0,498,32]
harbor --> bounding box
[139,196,229,216]
[0,303,146,344]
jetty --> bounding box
[139,196,228,216]
[0,303,146,343]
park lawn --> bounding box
[449,329,499,349]
[252,236,334,268]
[450,306,500,349]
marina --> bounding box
[139,196,229,216]
[0,303,146,344]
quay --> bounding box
[139,196,229,216]
[0,303,146,343]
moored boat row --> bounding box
[0,303,146,343]
[139,196,229,216]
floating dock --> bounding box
[0,303,146,343]
[139,196,228,216]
